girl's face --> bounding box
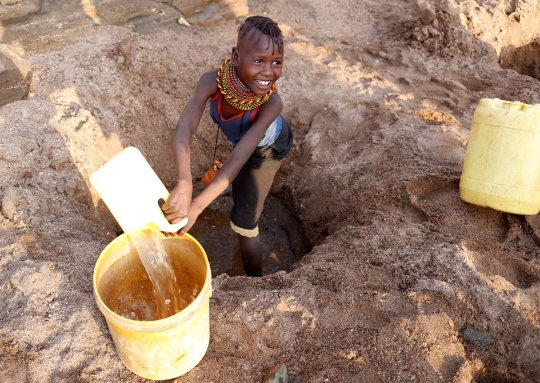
[232,30,284,95]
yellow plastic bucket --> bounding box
[460,98,540,215]
[93,233,212,380]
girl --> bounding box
[162,16,293,277]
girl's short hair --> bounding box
[238,16,284,52]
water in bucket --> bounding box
[111,225,189,320]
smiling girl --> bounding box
[162,16,293,277]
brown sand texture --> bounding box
[1,0,540,382]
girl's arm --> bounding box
[161,70,218,224]
[178,92,283,234]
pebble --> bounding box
[177,17,190,26]
[460,326,492,347]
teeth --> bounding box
[256,80,270,85]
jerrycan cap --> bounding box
[90,147,187,234]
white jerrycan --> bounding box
[90,147,187,233]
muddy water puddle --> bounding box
[190,194,309,277]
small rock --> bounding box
[460,326,492,347]
[263,363,288,383]
[177,16,190,26]
[419,8,437,25]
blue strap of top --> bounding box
[209,93,282,147]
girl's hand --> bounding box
[162,202,201,237]
[161,179,193,224]
[177,205,200,235]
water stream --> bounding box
[125,227,183,319]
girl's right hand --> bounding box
[161,179,193,225]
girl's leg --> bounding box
[231,160,280,277]
[231,119,293,276]
[237,234,262,277]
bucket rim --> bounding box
[93,232,212,332]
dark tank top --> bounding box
[209,91,281,147]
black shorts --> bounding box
[230,118,293,237]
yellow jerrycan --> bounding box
[460,98,540,215]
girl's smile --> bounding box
[253,79,272,91]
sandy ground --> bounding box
[1,0,540,382]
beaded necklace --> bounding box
[216,59,276,111]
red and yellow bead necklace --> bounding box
[216,59,276,111]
